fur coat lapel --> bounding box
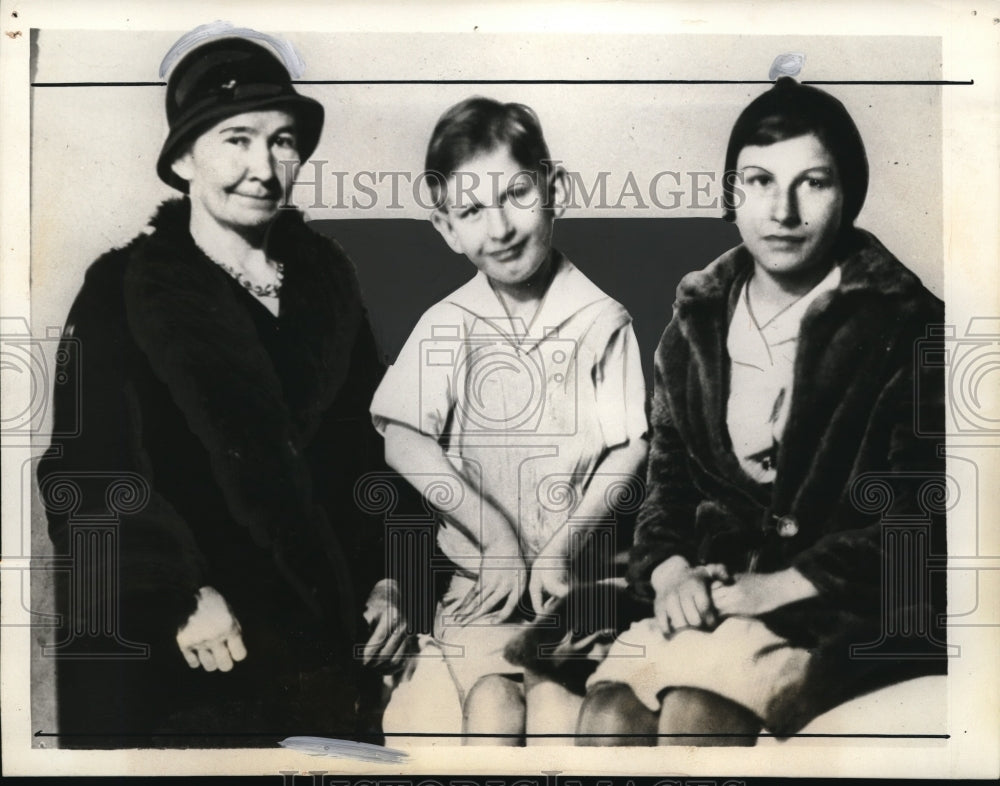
[668,228,934,515]
[129,198,363,442]
[669,247,758,507]
[122,199,364,625]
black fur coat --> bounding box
[38,199,389,746]
[630,228,948,733]
[507,229,948,736]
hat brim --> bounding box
[156,93,324,193]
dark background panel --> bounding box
[313,217,743,384]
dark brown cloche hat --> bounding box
[156,37,324,192]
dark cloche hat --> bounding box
[156,37,324,192]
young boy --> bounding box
[369,97,648,745]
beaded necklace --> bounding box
[215,260,285,298]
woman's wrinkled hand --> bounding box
[650,556,730,634]
[176,586,247,672]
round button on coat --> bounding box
[777,515,799,538]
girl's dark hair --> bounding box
[424,97,552,207]
[723,77,869,225]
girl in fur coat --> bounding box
[573,78,948,744]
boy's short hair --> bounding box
[424,97,552,208]
[723,77,869,227]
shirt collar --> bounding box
[761,264,842,345]
[445,251,609,348]
[728,264,842,365]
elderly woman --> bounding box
[574,78,947,745]
[37,36,397,747]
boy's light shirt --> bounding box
[371,252,648,574]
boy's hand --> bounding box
[453,538,527,625]
[712,568,818,618]
[528,562,569,616]
[362,579,410,671]
[176,586,247,672]
[528,536,570,615]
[650,556,729,634]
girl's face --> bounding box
[734,133,845,287]
[431,145,567,293]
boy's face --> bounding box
[431,146,567,290]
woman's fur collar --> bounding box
[122,198,366,627]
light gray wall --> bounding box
[31,30,943,344]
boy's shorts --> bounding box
[381,573,529,743]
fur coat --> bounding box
[507,228,947,735]
[628,227,948,732]
[38,199,389,747]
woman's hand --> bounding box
[362,578,410,671]
[712,568,819,618]
[452,535,528,625]
[650,556,730,634]
[176,586,247,672]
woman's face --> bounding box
[734,133,844,286]
[170,109,300,235]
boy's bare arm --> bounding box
[529,437,648,613]
[382,421,527,622]
[571,437,648,528]
[382,421,518,549]
[546,437,648,555]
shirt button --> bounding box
[777,515,799,538]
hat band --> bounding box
[223,81,287,100]
[170,81,291,124]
